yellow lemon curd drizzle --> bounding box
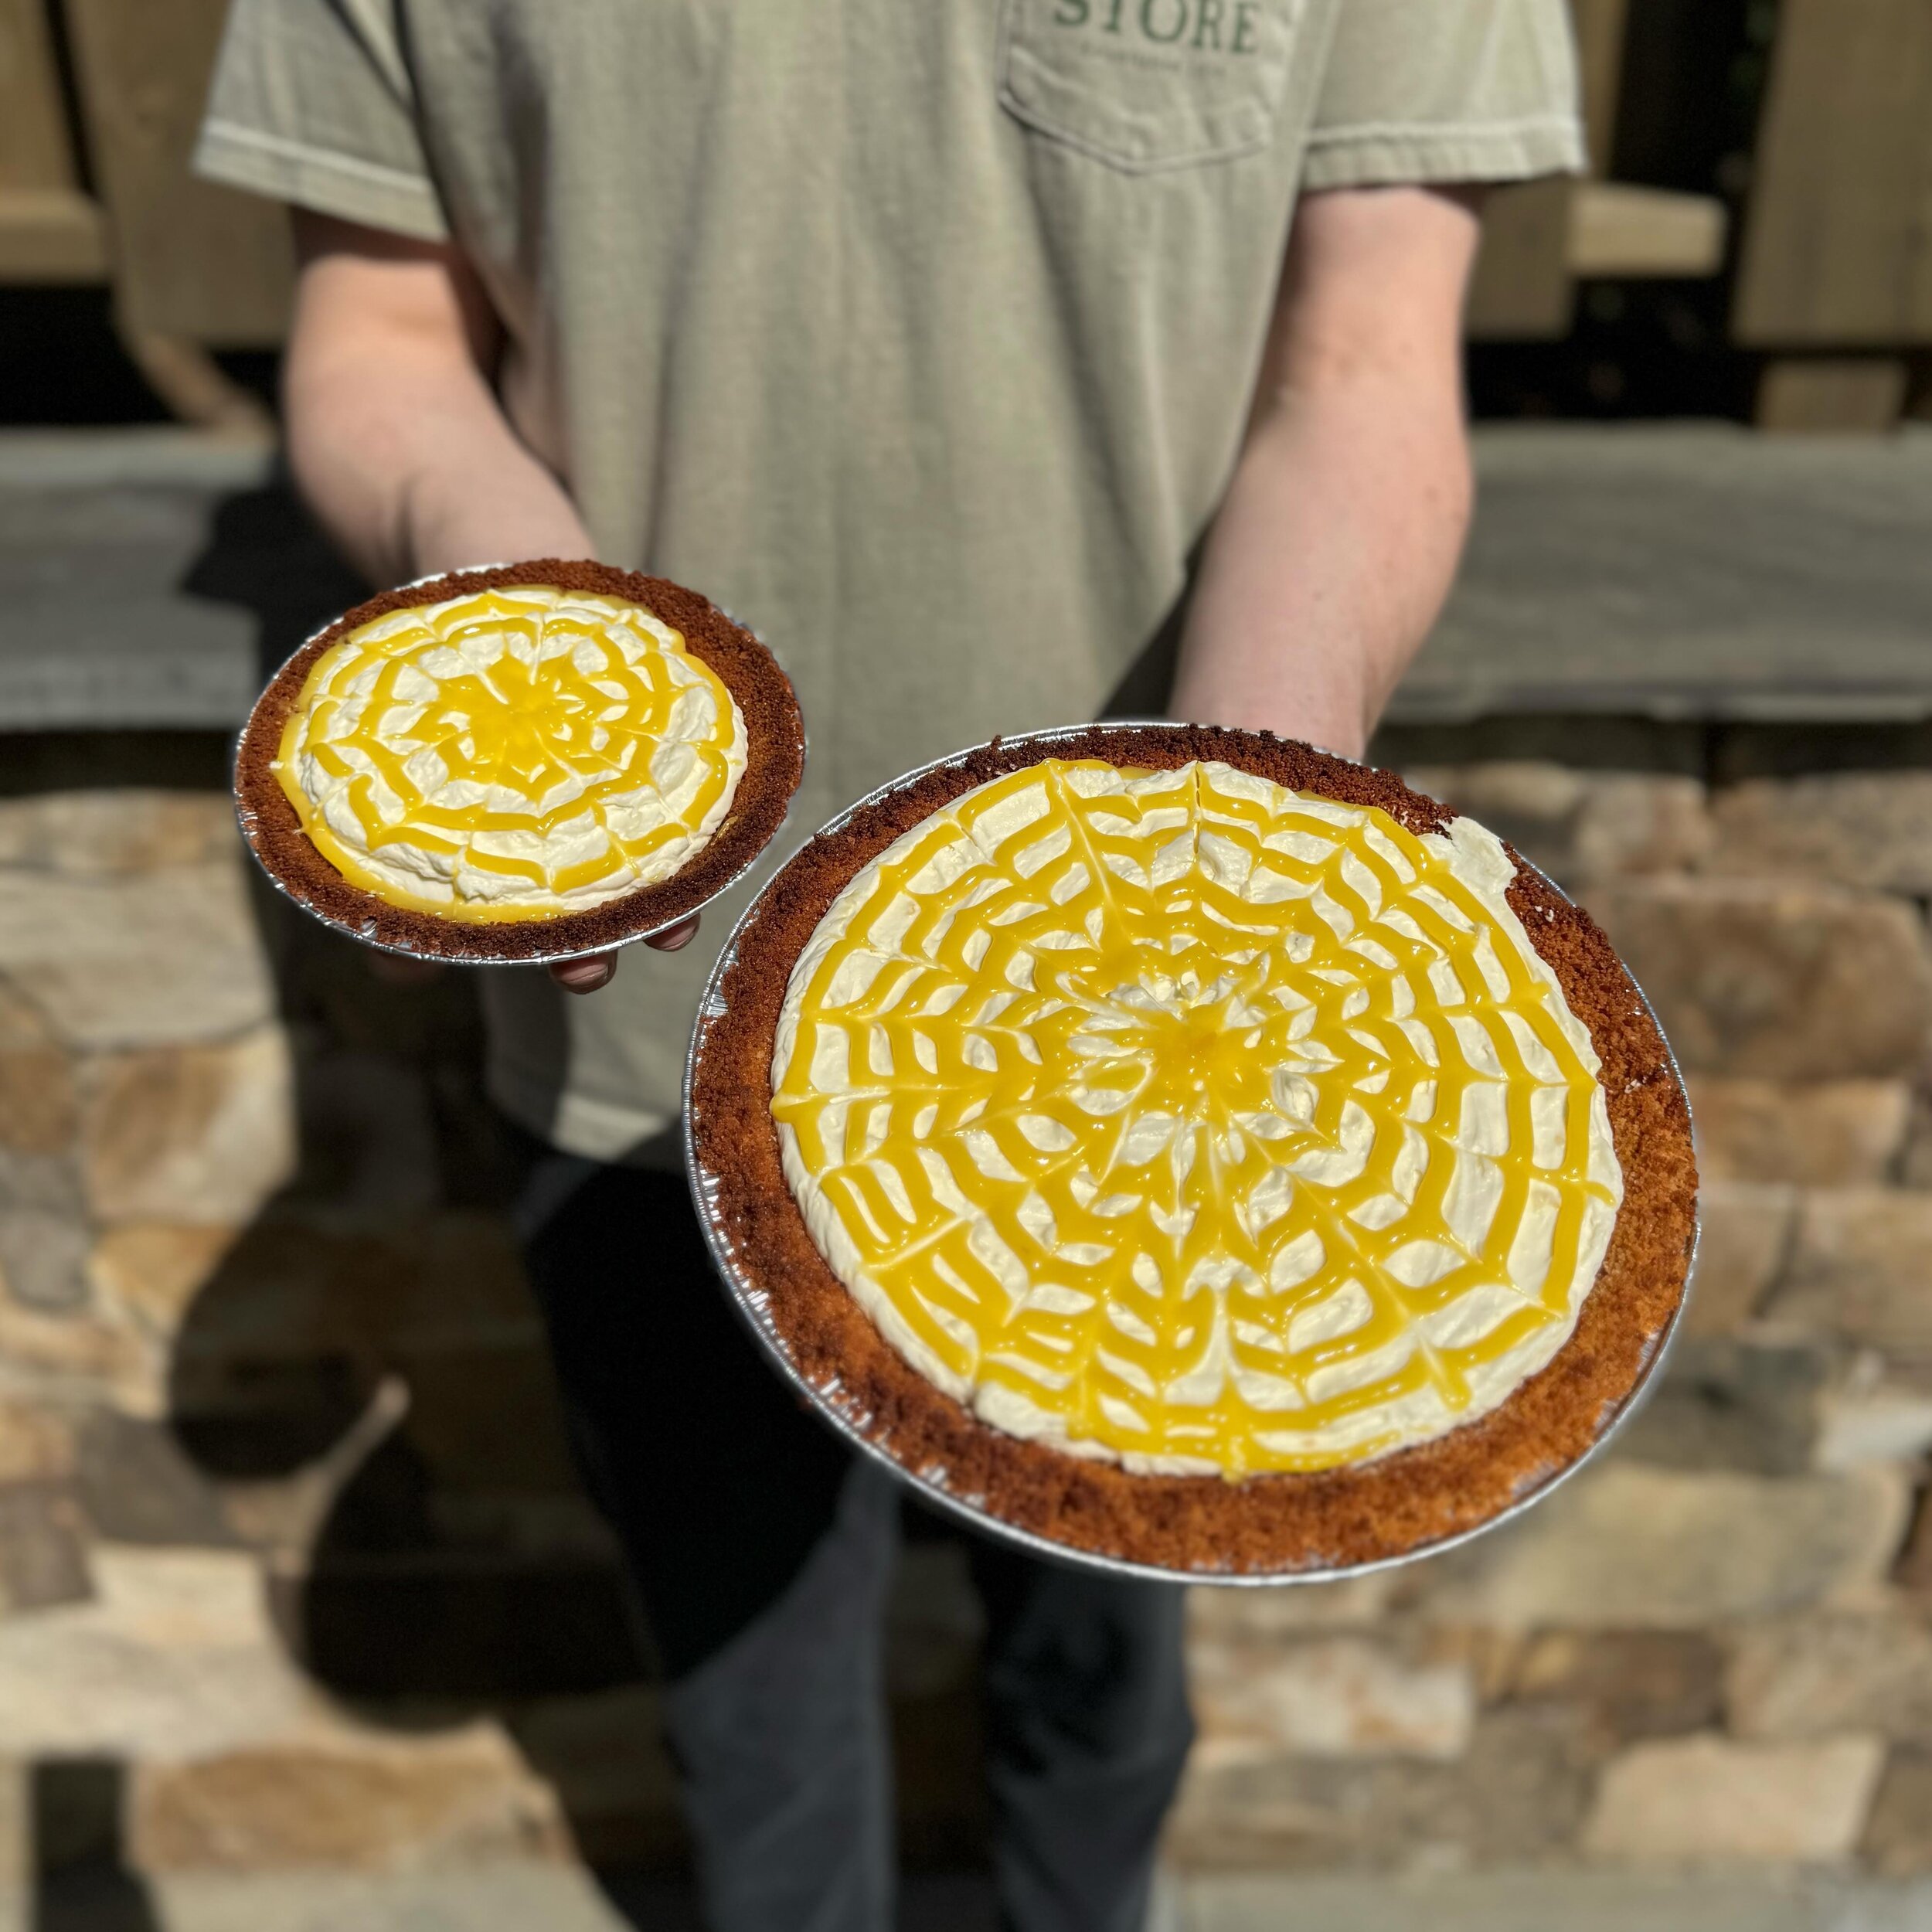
[771,760,1621,1478]
[274,589,743,922]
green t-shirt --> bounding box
[199,0,1583,1160]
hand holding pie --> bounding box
[235,561,802,964]
[689,725,1698,1580]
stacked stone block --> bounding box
[1162,757,1932,1879]
[4,747,1932,1883]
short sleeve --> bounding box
[193,0,447,240]
[1304,0,1587,192]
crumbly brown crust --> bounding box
[688,725,1698,1577]
[233,560,804,961]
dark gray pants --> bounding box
[519,1155,1194,1932]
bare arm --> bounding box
[286,213,590,583]
[1168,185,1483,760]
[281,211,685,987]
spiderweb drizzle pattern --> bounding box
[772,760,1622,1478]
[277,588,744,919]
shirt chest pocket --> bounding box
[998,0,1305,172]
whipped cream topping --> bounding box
[276,586,747,921]
[770,759,1623,1479]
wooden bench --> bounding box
[0,0,289,430]
[1466,0,1730,338]
[1733,0,1932,430]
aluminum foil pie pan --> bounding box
[682,722,1697,1584]
[233,563,806,968]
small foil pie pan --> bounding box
[233,560,806,967]
[683,722,1699,1585]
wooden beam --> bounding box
[1464,0,1631,344]
[1733,0,1932,347]
[117,329,275,436]
[1470,182,1730,341]
[1571,0,1631,173]
[0,0,83,192]
[60,0,293,349]
[1566,184,1727,279]
[1757,359,1910,433]
[1467,179,1578,342]
[0,185,107,281]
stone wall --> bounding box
[4,739,1932,1886]
[1166,750,1932,1879]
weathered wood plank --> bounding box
[1757,359,1911,434]
[60,0,293,346]
[0,0,80,192]
[1573,0,1631,172]
[1733,0,1932,347]
[1471,184,1729,338]
[1566,184,1726,279]
[1465,0,1631,342]
[0,185,107,281]
[1468,179,1578,342]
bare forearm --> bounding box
[287,345,589,586]
[1169,380,1471,759]
[1170,184,1481,760]
[281,216,590,587]
[276,216,665,993]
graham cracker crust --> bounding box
[687,725,1699,1577]
[233,560,804,961]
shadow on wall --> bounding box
[30,1760,162,1932]
[176,461,366,696]
[163,479,690,1901]
[151,479,991,1918]
[162,872,692,1885]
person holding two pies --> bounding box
[199,6,1611,1929]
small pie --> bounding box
[688,725,1697,1577]
[235,560,803,961]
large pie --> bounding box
[236,560,803,961]
[687,725,1697,1577]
